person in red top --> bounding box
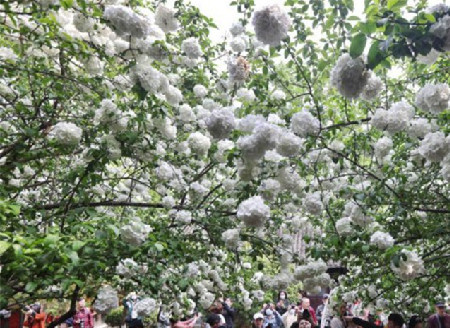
[427,302,450,328]
[24,304,46,328]
[301,298,318,327]
[73,298,94,328]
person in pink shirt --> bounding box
[73,298,94,328]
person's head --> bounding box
[225,298,232,306]
[408,316,422,328]
[435,302,446,316]
[206,314,221,328]
[32,304,41,314]
[299,320,312,328]
[266,309,273,317]
[338,303,347,316]
[388,313,405,328]
[301,298,310,310]
[78,298,86,310]
[279,291,288,301]
[298,290,305,299]
[253,313,264,328]
[322,294,329,305]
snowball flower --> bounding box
[276,131,304,157]
[193,84,208,98]
[374,136,393,160]
[104,5,150,38]
[430,15,450,51]
[330,54,369,99]
[238,123,280,162]
[0,47,18,62]
[230,22,245,36]
[336,217,353,236]
[237,196,270,228]
[49,122,82,146]
[116,258,138,278]
[237,88,256,102]
[417,132,449,162]
[155,4,178,33]
[417,48,440,65]
[361,73,383,101]
[370,231,395,249]
[120,217,152,246]
[222,228,240,248]
[415,83,449,114]
[134,298,157,317]
[257,178,281,201]
[94,286,119,314]
[271,89,286,100]
[390,249,425,280]
[206,108,236,139]
[290,110,320,137]
[188,132,211,155]
[303,192,323,215]
[175,210,192,224]
[181,37,203,59]
[408,118,437,139]
[371,101,415,134]
[230,37,247,53]
[164,85,183,106]
[252,5,291,46]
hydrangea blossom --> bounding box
[370,231,395,249]
[188,132,211,155]
[271,89,286,101]
[390,249,425,280]
[371,101,415,134]
[275,131,304,157]
[193,84,208,98]
[336,217,353,236]
[303,192,323,215]
[417,48,441,65]
[257,178,281,201]
[290,110,320,137]
[238,123,280,162]
[94,286,119,314]
[417,132,449,162]
[237,196,270,228]
[155,5,178,33]
[164,85,183,106]
[103,6,150,38]
[252,5,291,46]
[430,14,450,51]
[134,298,157,317]
[222,228,240,248]
[374,136,393,160]
[415,83,449,114]
[408,118,438,139]
[330,54,369,99]
[230,22,245,36]
[116,258,138,278]
[181,37,203,59]
[120,217,152,246]
[230,37,247,53]
[0,47,18,62]
[49,122,82,146]
[205,108,236,139]
[175,210,192,224]
[361,73,383,101]
[237,88,256,102]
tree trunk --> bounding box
[47,286,80,328]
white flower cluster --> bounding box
[230,22,245,36]
[417,131,449,162]
[155,4,179,33]
[258,178,281,201]
[361,73,383,101]
[370,231,395,249]
[294,259,328,280]
[390,249,425,280]
[371,101,415,134]
[237,88,256,102]
[276,131,304,157]
[430,15,450,51]
[104,5,150,38]
[199,291,215,309]
[181,37,203,59]
[222,228,240,248]
[228,56,250,82]
[116,258,138,278]
[134,297,157,317]
[277,167,306,194]
[49,122,82,146]
[374,136,393,161]
[290,110,320,137]
[408,118,438,139]
[343,201,373,227]
[252,5,291,46]
[238,122,280,162]
[330,54,369,99]
[120,217,152,246]
[174,210,192,224]
[417,48,441,65]
[415,83,449,114]
[193,84,208,98]
[0,47,18,62]
[237,195,270,228]
[94,286,119,314]
[188,132,211,155]
[336,216,353,235]
[206,108,236,139]
[303,192,323,215]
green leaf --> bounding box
[387,0,407,11]
[25,281,37,293]
[72,240,85,251]
[0,241,11,255]
[154,243,164,251]
[367,41,385,70]
[68,251,79,264]
[350,33,366,58]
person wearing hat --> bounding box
[427,302,449,328]
[73,298,94,328]
[317,294,329,327]
[253,313,265,328]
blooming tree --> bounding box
[0,0,449,323]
